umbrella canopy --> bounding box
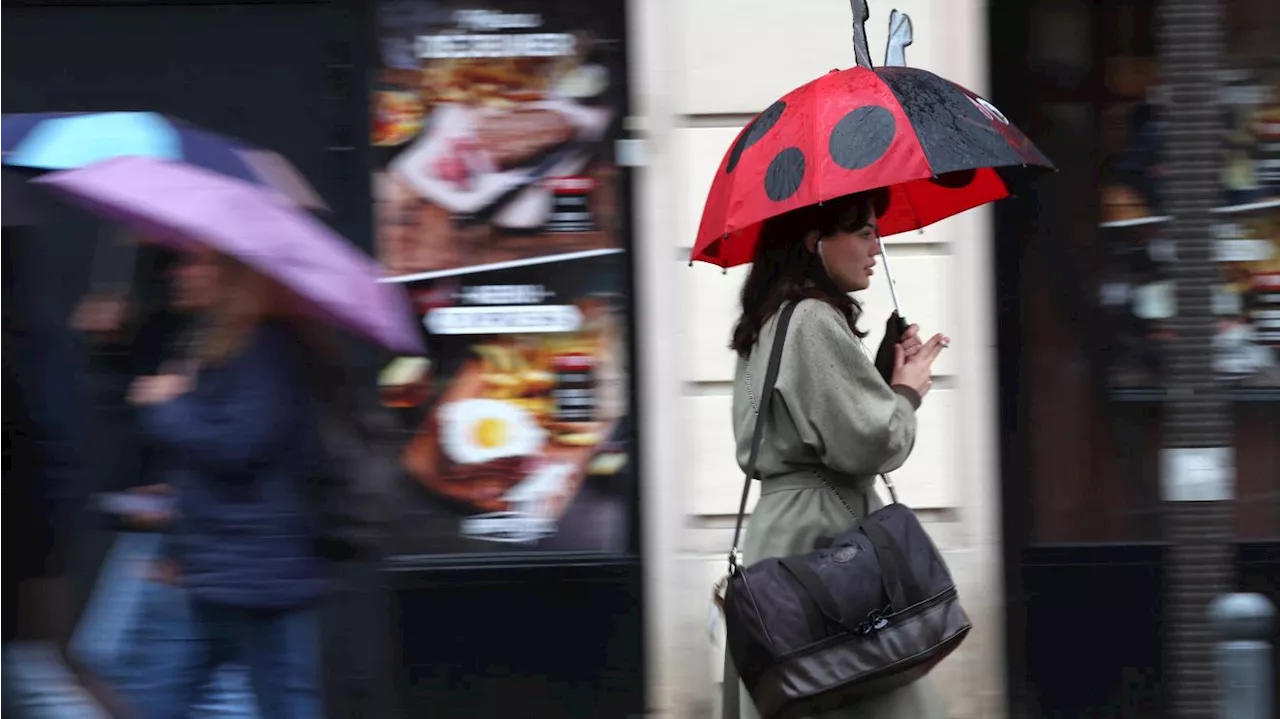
[3,111,329,212]
[690,66,1054,267]
[35,156,424,355]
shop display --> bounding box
[371,0,634,557]
[1099,49,1280,389]
[372,0,626,278]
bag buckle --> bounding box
[728,547,744,574]
[857,605,893,635]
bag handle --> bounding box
[728,302,799,573]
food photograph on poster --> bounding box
[1098,38,1280,390]
[372,0,626,277]
[378,255,634,556]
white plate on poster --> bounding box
[390,100,613,216]
[490,146,596,230]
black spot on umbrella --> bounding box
[930,169,976,188]
[725,100,786,174]
[829,106,895,170]
[764,147,805,202]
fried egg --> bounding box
[439,398,545,465]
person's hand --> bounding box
[124,484,175,530]
[70,294,130,338]
[891,332,949,399]
[127,374,192,406]
[875,313,923,383]
[898,323,923,359]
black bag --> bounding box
[722,302,971,719]
[308,361,404,562]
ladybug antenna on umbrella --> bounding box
[884,9,913,67]
[850,0,874,69]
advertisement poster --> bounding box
[370,0,635,557]
[1097,42,1280,389]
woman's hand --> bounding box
[124,484,175,530]
[875,314,925,383]
[70,293,131,341]
[891,332,949,399]
[127,374,192,406]
[898,323,923,359]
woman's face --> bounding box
[170,248,224,312]
[805,203,881,293]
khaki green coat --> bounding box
[721,299,947,719]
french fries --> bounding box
[467,340,610,448]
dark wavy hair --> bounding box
[729,189,889,357]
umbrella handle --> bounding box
[876,234,907,333]
[850,0,875,69]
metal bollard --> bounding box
[1208,593,1276,719]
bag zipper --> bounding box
[884,585,956,624]
[774,585,959,662]
[828,592,969,688]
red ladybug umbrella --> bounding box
[691,2,1054,270]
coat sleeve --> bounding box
[138,332,299,474]
[776,301,918,476]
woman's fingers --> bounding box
[900,324,923,356]
[910,334,947,366]
[893,342,906,370]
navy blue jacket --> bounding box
[140,322,329,609]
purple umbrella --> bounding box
[35,156,425,355]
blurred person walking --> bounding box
[33,155,423,718]
[123,247,331,719]
[67,242,260,719]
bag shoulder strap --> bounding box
[728,301,799,572]
[726,302,905,572]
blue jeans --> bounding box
[71,533,257,718]
[131,600,323,719]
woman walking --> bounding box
[125,247,329,719]
[722,189,950,719]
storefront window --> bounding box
[1100,0,1280,392]
[1008,0,1158,543]
[1014,0,1279,543]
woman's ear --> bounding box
[802,230,821,254]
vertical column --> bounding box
[1157,1,1234,717]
